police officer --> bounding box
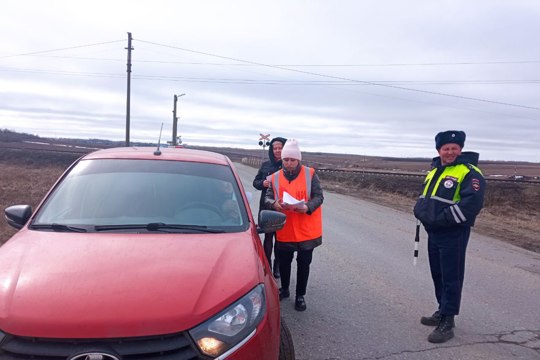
[414,130,485,343]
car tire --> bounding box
[279,317,296,360]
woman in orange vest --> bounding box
[264,138,324,312]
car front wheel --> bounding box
[279,317,295,360]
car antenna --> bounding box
[154,122,164,156]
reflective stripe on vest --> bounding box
[422,163,481,202]
[420,163,482,224]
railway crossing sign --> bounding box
[258,133,271,159]
[259,133,270,147]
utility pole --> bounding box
[172,93,185,146]
[125,32,133,147]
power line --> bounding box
[274,60,540,67]
[0,67,124,78]
[12,54,540,67]
[0,40,125,59]
[2,66,539,85]
[136,39,540,111]
[2,38,539,111]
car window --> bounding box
[32,159,249,233]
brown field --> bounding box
[313,169,540,253]
[1,139,539,253]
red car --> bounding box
[0,147,295,360]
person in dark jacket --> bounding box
[253,136,287,278]
[264,138,324,312]
[414,130,485,344]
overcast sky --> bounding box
[1,1,539,162]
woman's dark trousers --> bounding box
[277,248,314,296]
[263,232,279,272]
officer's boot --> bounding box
[428,315,455,343]
[273,258,280,279]
[420,310,441,326]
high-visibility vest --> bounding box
[422,163,483,202]
[271,166,323,242]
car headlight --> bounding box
[189,284,266,358]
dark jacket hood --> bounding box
[431,151,479,168]
[268,137,287,164]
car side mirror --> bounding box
[5,205,33,230]
[257,210,286,234]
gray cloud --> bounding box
[0,0,539,162]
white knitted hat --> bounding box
[281,138,301,160]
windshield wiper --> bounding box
[31,223,88,232]
[94,222,225,233]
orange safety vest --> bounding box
[271,166,323,242]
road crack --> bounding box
[302,329,540,360]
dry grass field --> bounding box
[0,146,81,244]
[1,139,539,253]
[314,170,540,253]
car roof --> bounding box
[82,147,230,165]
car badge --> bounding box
[68,352,121,360]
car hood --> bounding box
[0,228,263,338]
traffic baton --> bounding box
[413,220,420,266]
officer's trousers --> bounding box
[427,226,470,316]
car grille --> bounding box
[0,332,203,360]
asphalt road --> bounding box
[234,162,540,360]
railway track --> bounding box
[2,144,538,185]
[241,157,540,185]
[315,167,540,185]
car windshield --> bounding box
[32,158,249,233]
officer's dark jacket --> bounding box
[414,151,485,232]
[253,137,287,212]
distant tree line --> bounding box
[0,129,153,148]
